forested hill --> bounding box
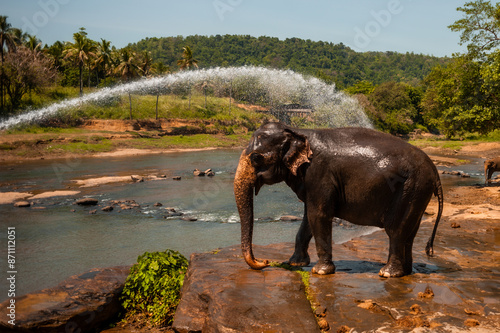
[129,35,449,88]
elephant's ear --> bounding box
[283,129,313,176]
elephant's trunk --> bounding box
[234,151,269,270]
[485,163,489,184]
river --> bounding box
[0,149,486,301]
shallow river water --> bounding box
[0,149,486,301]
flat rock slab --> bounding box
[173,217,500,332]
[0,266,131,333]
[173,245,320,333]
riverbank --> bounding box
[2,123,500,164]
[0,119,253,162]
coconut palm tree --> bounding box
[26,35,41,51]
[115,48,141,81]
[140,50,153,77]
[94,39,112,86]
[151,61,170,76]
[63,30,96,96]
[177,46,198,70]
[46,41,64,85]
[0,16,17,110]
[177,46,198,109]
[115,48,141,119]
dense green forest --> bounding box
[129,35,448,88]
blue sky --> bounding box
[1,0,468,57]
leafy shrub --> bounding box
[121,249,189,327]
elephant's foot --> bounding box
[286,253,310,267]
[378,263,410,278]
[311,261,336,275]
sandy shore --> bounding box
[93,147,219,158]
[0,190,82,205]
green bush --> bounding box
[121,249,189,327]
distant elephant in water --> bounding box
[234,122,444,278]
[484,157,500,184]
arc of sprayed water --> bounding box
[0,66,372,130]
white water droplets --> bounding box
[0,66,372,130]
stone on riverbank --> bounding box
[0,266,131,333]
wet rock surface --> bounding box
[173,185,500,333]
[0,266,131,333]
[173,245,320,333]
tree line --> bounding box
[351,0,500,137]
[0,21,176,115]
[1,0,499,138]
[129,35,447,88]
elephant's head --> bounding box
[234,122,313,269]
[485,160,495,170]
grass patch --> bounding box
[47,139,114,153]
[5,126,88,135]
[129,133,250,150]
[69,93,269,126]
[0,143,15,150]
[270,262,317,317]
[410,129,500,150]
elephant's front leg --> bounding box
[287,205,312,267]
[308,201,336,275]
[487,168,494,184]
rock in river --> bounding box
[13,201,30,207]
[75,198,99,206]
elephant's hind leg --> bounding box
[379,192,428,278]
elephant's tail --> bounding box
[425,175,443,256]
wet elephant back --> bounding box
[302,128,437,227]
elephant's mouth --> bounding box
[254,176,264,195]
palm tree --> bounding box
[177,46,198,109]
[140,50,153,77]
[177,46,198,70]
[26,35,41,51]
[63,30,96,96]
[10,28,26,46]
[94,39,112,86]
[46,41,64,84]
[115,48,141,119]
[151,61,170,76]
[0,16,17,110]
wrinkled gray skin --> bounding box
[484,157,500,184]
[234,122,444,277]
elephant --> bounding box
[234,122,443,278]
[484,157,500,184]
